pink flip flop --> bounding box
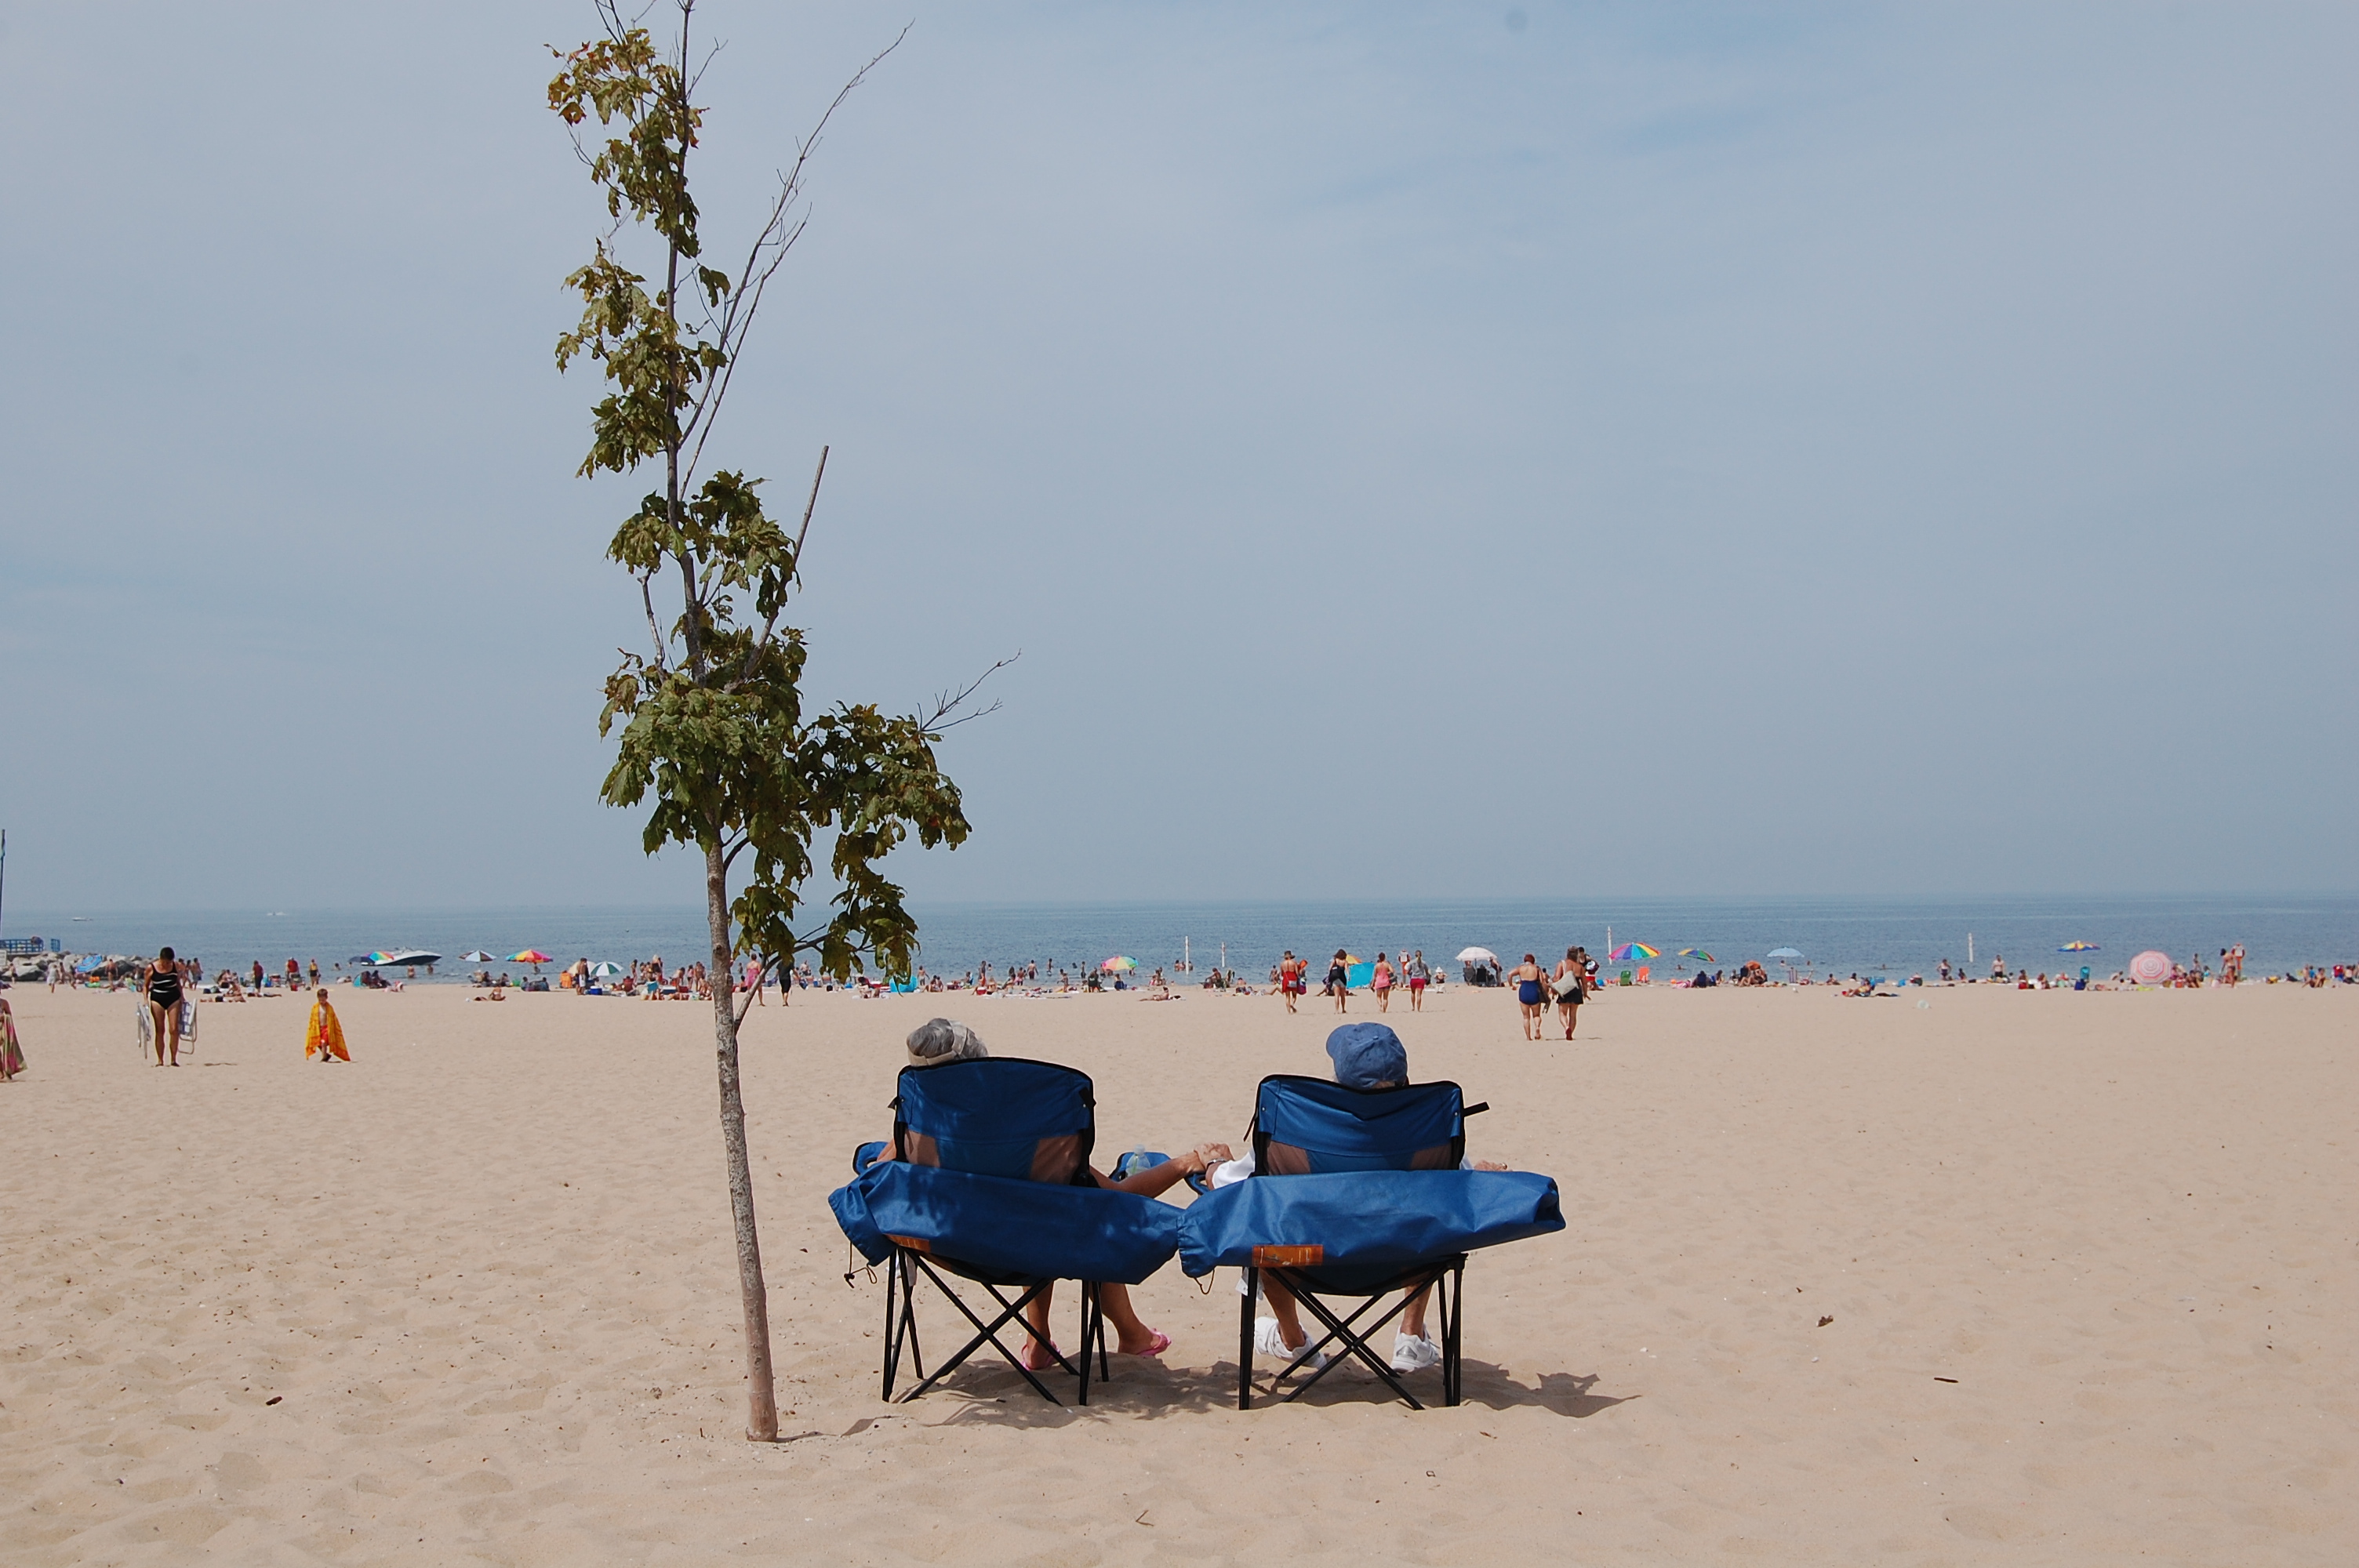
[1118,1330,1172,1358]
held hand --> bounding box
[1474,1159,1509,1172]
[1190,1142,1234,1172]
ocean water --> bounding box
[8,893,2355,984]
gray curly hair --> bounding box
[905,1018,987,1067]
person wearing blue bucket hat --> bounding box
[1214,1022,1510,1375]
[1326,1020,1408,1089]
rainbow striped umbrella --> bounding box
[1608,942,1659,962]
[1100,956,1136,972]
[511,949,552,965]
[1677,948,1716,962]
[2058,941,2100,952]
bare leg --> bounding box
[1260,1277,1308,1350]
[1021,1284,1060,1369]
[150,1003,169,1065]
[164,1006,182,1065]
[1401,1283,1433,1339]
[1024,1281,1159,1367]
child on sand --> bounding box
[0,996,23,1081]
[305,989,351,1062]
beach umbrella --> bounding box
[461,950,495,963]
[588,961,625,978]
[1766,947,1804,960]
[2058,941,2100,953]
[1455,947,1498,964]
[1677,949,1716,962]
[511,949,552,964]
[1100,956,1136,972]
[2128,949,2171,984]
[1608,942,1659,962]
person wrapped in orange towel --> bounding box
[0,995,24,1081]
[305,988,350,1063]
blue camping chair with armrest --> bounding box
[1176,1073,1564,1410]
[833,1057,1180,1406]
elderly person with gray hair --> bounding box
[885,1018,1232,1367]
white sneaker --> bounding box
[1390,1331,1443,1373]
[1254,1316,1328,1371]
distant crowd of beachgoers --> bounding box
[20,942,2353,1006]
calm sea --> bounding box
[8,894,2355,983]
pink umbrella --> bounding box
[2128,950,2171,985]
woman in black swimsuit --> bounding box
[1552,946,1586,1041]
[1327,949,1350,1014]
[144,946,185,1066]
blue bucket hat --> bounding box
[1326,1022,1408,1090]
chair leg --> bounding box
[881,1250,925,1400]
[881,1250,900,1401]
[1238,1265,1258,1410]
[1097,1283,1111,1382]
[1434,1264,1452,1405]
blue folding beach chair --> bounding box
[831,1057,1182,1406]
[1177,1074,1565,1410]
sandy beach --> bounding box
[2,978,2352,1565]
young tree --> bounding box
[551,2,998,1441]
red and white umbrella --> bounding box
[2128,950,2171,984]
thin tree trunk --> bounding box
[707,840,778,1440]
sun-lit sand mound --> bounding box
[2,979,2351,1564]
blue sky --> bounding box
[2,2,2352,911]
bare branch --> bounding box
[679,25,908,483]
[736,446,827,687]
[791,444,828,568]
[921,652,1020,732]
[640,572,667,667]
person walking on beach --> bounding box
[1510,953,1549,1040]
[1552,946,1586,1040]
[1326,949,1351,1014]
[1277,951,1307,1012]
[305,989,350,1063]
[1405,949,1430,1011]
[1372,953,1394,1013]
[0,995,24,1081]
[143,947,186,1066]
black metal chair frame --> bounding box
[881,1243,1110,1405]
[1238,1254,1464,1410]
